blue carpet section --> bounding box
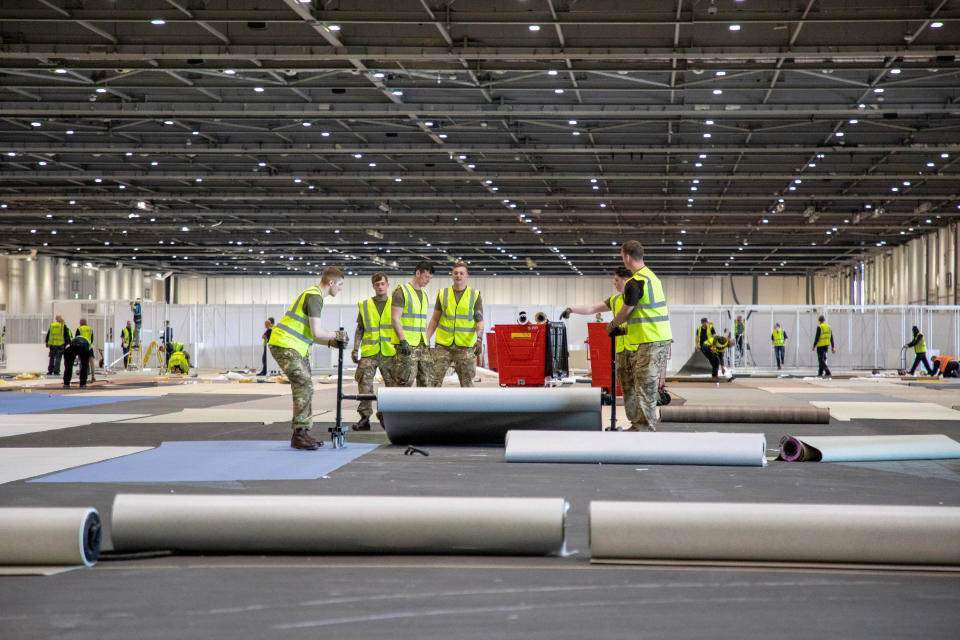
[29,440,379,482]
[0,394,154,414]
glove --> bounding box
[606,324,625,337]
[473,341,483,357]
[351,349,359,364]
[560,307,572,320]
[396,340,412,356]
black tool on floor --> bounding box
[404,445,429,456]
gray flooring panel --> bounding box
[35,394,279,415]
[1,559,957,640]
[2,391,959,639]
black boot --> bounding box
[290,428,319,450]
[352,416,371,431]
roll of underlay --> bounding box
[779,434,960,462]
[111,494,567,556]
[660,405,830,424]
[378,387,601,445]
[589,501,960,565]
[504,430,767,467]
[0,507,101,568]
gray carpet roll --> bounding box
[660,405,830,423]
[0,507,100,568]
[112,494,568,556]
[590,501,960,565]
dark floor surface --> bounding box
[1,385,959,639]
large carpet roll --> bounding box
[0,507,101,567]
[378,387,601,445]
[779,434,960,462]
[590,501,960,565]
[660,405,830,423]
[504,430,767,467]
[111,494,567,556]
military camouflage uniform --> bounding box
[615,350,632,411]
[355,353,395,417]
[393,343,434,387]
[625,340,670,430]
[270,345,314,431]
[432,343,476,387]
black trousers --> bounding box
[47,345,64,374]
[63,339,91,386]
[774,345,785,368]
[735,335,744,359]
[122,345,131,368]
[943,361,960,378]
[259,345,268,375]
[816,346,831,377]
[701,346,721,377]
[910,352,933,375]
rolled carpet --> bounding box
[779,434,960,462]
[0,507,101,568]
[111,494,568,556]
[660,405,830,423]
[504,430,767,467]
[589,501,960,565]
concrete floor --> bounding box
[1,373,959,639]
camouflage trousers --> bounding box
[270,345,314,431]
[355,353,396,417]
[624,340,671,430]
[392,342,434,387]
[615,350,633,414]
[431,343,477,387]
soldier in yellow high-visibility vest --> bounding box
[45,315,72,375]
[812,314,835,378]
[561,266,633,398]
[350,272,397,431]
[390,261,435,387]
[427,262,485,387]
[771,322,788,370]
[268,266,349,450]
[606,241,673,431]
[120,320,134,369]
[63,317,93,388]
[905,325,933,375]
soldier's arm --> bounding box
[391,304,406,343]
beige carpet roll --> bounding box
[0,507,101,568]
[590,501,960,565]
[112,494,567,556]
[659,405,830,423]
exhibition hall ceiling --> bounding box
[0,0,958,276]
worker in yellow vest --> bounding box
[45,315,72,375]
[606,240,673,431]
[63,317,93,388]
[268,266,349,450]
[561,266,633,398]
[120,320,134,369]
[351,272,397,431]
[904,326,933,375]
[812,314,835,378]
[168,349,190,374]
[390,261,435,387]
[427,261,485,387]
[771,323,788,370]
[705,332,730,379]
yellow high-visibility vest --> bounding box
[696,323,714,348]
[610,294,626,354]
[168,351,189,373]
[435,286,479,348]
[395,284,428,347]
[47,321,66,347]
[269,286,324,357]
[772,328,785,346]
[815,322,832,348]
[78,324,93,345]
[359,298,396,357]
[624,266,672,349]
[913,332,926,353]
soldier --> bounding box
[427,262,484,387]
[268,266,349,450]
[351,272,396,431]
[390,261,435,387]
[45,314,71,375]
[606,241,672,431]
